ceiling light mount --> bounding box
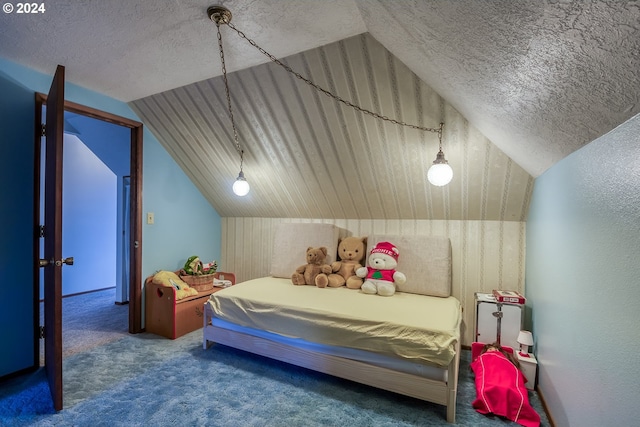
[207,5,232,25]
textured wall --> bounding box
[221,217,526,346]
[526,114,640,426]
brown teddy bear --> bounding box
[327,236,367,288]
[291,246,332,288]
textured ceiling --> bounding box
[360,0,640,176]
[1,0,638,218]
[0,0,366,101]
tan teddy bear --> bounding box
[291,246,332,288]
[327,236,367,288]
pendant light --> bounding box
[209,6,250,197]
[232,166,250,196]
[208,5,453,194]
[427,123,453,186]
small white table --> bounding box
[517,352,538,390]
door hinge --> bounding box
[39,325,45,339]
[41,123,46,136]
[38,225,45,238]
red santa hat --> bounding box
[371,241,399,260]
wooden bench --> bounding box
[145,271,236,339]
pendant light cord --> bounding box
[210,4,449,189]
[223,20,441,135]
[215,20,244,169]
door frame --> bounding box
[34,95,144,336]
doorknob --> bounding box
[39,257,74,268]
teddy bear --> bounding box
[291,246,332,288]
[355,241,406,296]
[327,236,367,288]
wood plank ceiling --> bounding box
[130,33,533,220]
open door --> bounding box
[42,64,68,411]
[35,65,143,410]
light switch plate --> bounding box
[146,212,154,225]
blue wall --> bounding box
[0,58,222,377]
[60,134,117,295]
[0,67,37,377]
[64,115,131,301]
[66,114,131,177]
[526,114,640,425]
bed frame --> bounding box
[203,302,461,423]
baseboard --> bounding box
[536,386,556,427]
[0,364,39,382]
[39,286,117,302]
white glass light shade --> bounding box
[427,163,453,186]
[232,171,250,196]
[427,149,453,186]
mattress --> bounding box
[209,317,448,381]
[207,277,461,367]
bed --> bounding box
[203,223,462,423]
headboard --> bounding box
[368,234,452,297]
[269,223,340,279]
[265,224,452,297]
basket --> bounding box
[180,274,215,292]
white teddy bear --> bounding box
[356,241,406,296]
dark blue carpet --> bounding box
[0,290,550,426]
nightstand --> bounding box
[517,352,538,390]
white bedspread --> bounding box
[207,277,461,367]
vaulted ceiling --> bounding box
[1,0,638,220]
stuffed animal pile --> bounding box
[182,255,217,276]
[152,270,199,300]
[290,239,405,296]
